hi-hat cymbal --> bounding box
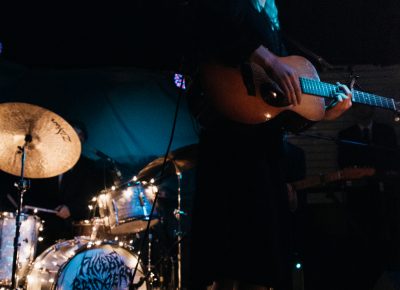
[0,102,81,178]
[137,143,198,180]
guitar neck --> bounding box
[300,77,397,112]
[291,167,376,191]
[292,171,342,191]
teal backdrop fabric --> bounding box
[0,60,199,177]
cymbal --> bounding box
[137,143,198,180]
[0,102,81,178]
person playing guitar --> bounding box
[187,1,352,290]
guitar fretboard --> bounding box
[300,77,396,111]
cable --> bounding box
[130,59,187,289]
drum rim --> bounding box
[0,211,41,220]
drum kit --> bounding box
[0,102,196,290]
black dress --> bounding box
[188,0,293,288]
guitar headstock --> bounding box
[340,167,376,180]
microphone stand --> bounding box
[11,135,31,289]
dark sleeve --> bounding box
[283,142,306,182]
[196,0,283,65]
[377,124,398,171]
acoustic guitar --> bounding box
[200,55,399,132]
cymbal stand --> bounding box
[148,232,153,274]
[172,162,186,290]
[146,231,157,289]
[11,135,31,289]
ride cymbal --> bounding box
[0,102,81,178]
[137,143,198,180]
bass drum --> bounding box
[26,236,147,290]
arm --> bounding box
[199,0,301,105]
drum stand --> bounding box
[11,136,31,289]
[173,169,185,290]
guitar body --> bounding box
[200,55,326,131]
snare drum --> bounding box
[72,217,112,240]
[97,183,159,235]
[26,236,147,290]
[0,211,41,287]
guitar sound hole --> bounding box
[260,83,290,107]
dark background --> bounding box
[1,0,400,69]
[1,2,400,289]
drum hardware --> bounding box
[148,232,153,274]
[11,134,33,289]
[0,102,81,289]
[132,142,195,290]
[130,230,188,290]
[173,170,185,290]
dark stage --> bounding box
[1,1,400,290]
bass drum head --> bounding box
[26,237,147,290]
[55,242,146,290]
[27,237,91,290]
